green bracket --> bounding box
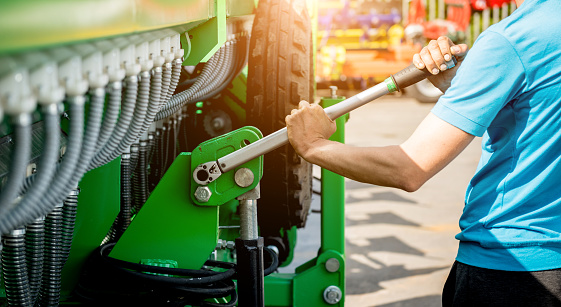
[182,0,227,65]
[263,95,347,306]
[109,126,263,269]
[109,153,219,270]
[190,126,263,207]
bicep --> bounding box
[400,112,475,182]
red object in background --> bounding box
[472,0,511,10]
[408,0,471,40]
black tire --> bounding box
[405,79,443,103]
[246,0,313,234]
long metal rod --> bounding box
[218,81,391,173]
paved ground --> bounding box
[280,92,482,306]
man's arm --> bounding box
[286,102,474,192]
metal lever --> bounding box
[193,57,456,184]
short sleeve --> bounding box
[431,31,526,137]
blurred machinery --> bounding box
[0,0,347,306]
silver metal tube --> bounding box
[218,82,390,173]
[239,200,258,240]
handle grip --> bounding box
[391,57,457,91]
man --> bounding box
[286,0,561,305]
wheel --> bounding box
[405,79,443,103]
[246,0,313,234]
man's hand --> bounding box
[285,100,337,161]
[413,36,468,93]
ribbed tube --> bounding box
[138,141,149,206]
[110,71,151,159]
[89,76,138,169]
[148,129,163,188]
[61,189,78,266]
[0,99,84,234]
[160,62,173,105]
[37,203,63,307]
[1,228,32,307]
[163,59,182,103]
[130,144,140,210]
[115,154,132,241]
[139,67,163,134]
[0,114,32,216]
[67,89,105,190]
[15,105,61,218]
[154,48,223,120]
[25,217,45,304]
[95,82,122,152]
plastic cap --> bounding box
[0,68,37,115]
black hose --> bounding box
[61,189,79,266]
[0,114,32,217]
[25,217,45,303]
[116,153,132,241]
[263,246,279,276]
[1,228,32,307]
[37,203,64,307]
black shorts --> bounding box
[443,261,561,307]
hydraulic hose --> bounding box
[89,76,137,169]
[37,203,63,307]
[0,114,32,216]
[0,97,84,234]
[25,217,45,304]
[154,47,223,120]
[160,62,173,105]
[163,59,183,103]
[95,82,122,152]
[196,38,249,103]
[140,67,163,135]
[13,104,61,221]
[65,88,105,193]
[1,228,32,307]
[61,189,79,265]
[110,71,151,160]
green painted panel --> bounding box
[61,157,121,296]
[183,0,227,65]
[0,0,212,54]
[109,153,220,269]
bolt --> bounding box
[212,117,225,130]
[194,186,212,202]
[234,168,254,188]
[325,258,340,273]
[323,286,342,305]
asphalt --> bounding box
[279,92,482,306]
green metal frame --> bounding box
[263,94,347,307]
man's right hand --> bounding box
[413,36,469,93]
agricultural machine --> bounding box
[0,0,350,306]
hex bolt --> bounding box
[194,186,212,202]
[323,286,343,305]
[234,168,254,188]
[325,258,340,273]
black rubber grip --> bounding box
[391,57,457,91]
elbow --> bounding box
[396,172,427,193]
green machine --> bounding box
[0,0,447,304]
[0,0,350,305]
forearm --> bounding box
[304,139,425,192]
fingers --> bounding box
[414,36,468,75]
[298,100,310,109]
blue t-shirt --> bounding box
[431,0,561,271]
